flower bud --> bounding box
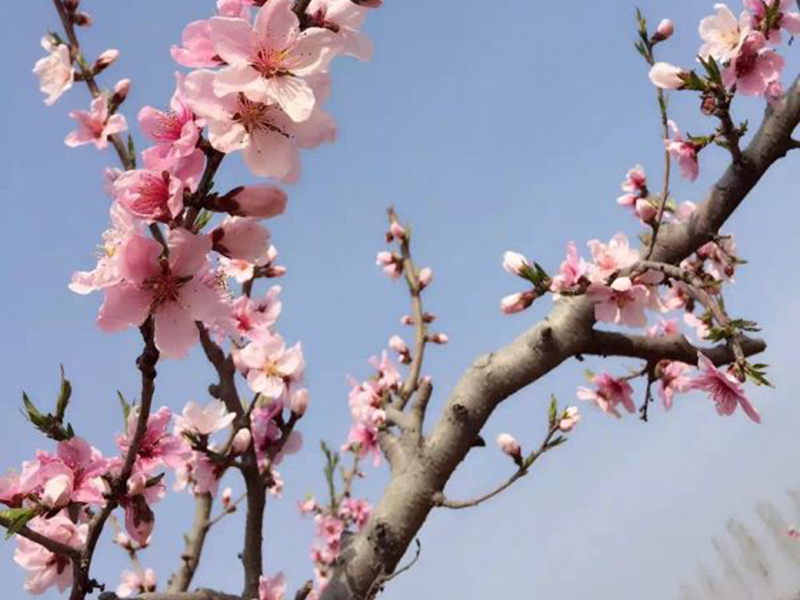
[558,406,581,432]
[635,198,658,224]
[114,532,132,549]
[229,185,288,219]
[290,388,310,417]
[222,487,234,511]
[653,19,674,42]
[376,251,402,278]
[41,474,72,509]
[389,335,408,354]
[94,49,119,73]
[113,78,131,104]
[400,315,414,326]
[418,267,433,289]
[232,428,252,454]
[72,11,92,26]
[496,433,521,460]
[264,265,287,278]
[127,472,147,496]
[502,251,531,277]
[428,332,448,345]
[389,222,406,241]
[648,62,687,90]
[500,290,537,314]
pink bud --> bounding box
[127,472,147,496]
[41,474,72,509]
[265,265,287,278]
[429,332,448,345]
[298,498,317,514]
[502,251,531,277]
[212,217,271,264]
[230,185,288,219]
[400,315,414,326]
[788,527,800,539]
[232,428,252,454]
[113,78,131,103]
[558,406,581,432]
[114,532,132,549]
[290,388,310,417]
[222,487,233,509]
[635,198,658,224]
[94,49,119,72]
[389,222,406,241]
[389,335,409,354]
[418,267,433,289]
[496,433,521,458]
[500,290,537,314]
[648,62,687,90]
[654,19,674,42]
[376,251,402,278]
[72,11,92,26]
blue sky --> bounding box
[1,1,800,598]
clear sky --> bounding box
[1,1,800,599]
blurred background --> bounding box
[1,1,799,598]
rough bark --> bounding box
[320,76,800,599]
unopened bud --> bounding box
[127,472,147,496]
[500,290,537,314]
[72,11,92,26]
[290,388,310,417]
[113,78,131,104]
[389,335,411,363]
[229,185,287,218]
[496,433,522,462]
[418,267,433,289]
[653,19,674,42]
[400,315,414,326]
[231,428,252,454]
[635,198,658,225]
[265,265,287,278]
[222,487,235,511]
[558,406,581,432]
[94,49,119,73]
[502,251,532,277]
[389,222,406,241]
[428,332,448,345]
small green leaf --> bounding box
[548,395,558,427]
[56,366,72,422]
[0,508,40,540]
[117,391,131,425]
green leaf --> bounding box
[548,395,558,427]
[22,393,47,430]
[0,508,40,540]
[117,391,131,425]
[194,209,213,231]
[56,366,72,422]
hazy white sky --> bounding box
[1,1,799,599]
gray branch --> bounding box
[320,75,800,599]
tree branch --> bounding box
[320,74,800,600]
[0,516,82,560]
[100,591,241,600]
[167,494,214,593]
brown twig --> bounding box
[0,516,82,560]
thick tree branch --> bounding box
[321,75,800,600]
[100,591,241,600]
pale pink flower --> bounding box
[635,198,658,224]
[231,428,253,454]
[236,335,305,398]
[657,361,693,410]
[138,76,201,160]
[65,95,128,150]
[648,62,687,89]
[209,0,339,122]
[744,0,800,43]
[697,237,737,281]
[181,70,336,181]
[0,472,26,508]
[97,229,230,358]
[14,515,88,594]
[229,185,288,218]
[259,573,287,600]
[306,0,374,60]
[211,217,271,264]
[174,400,236,437]
[343,423,381,466]
[587,234,639,282]
[117,569,157,597]
[140,145,206,194]
[220,257,257,283]
[558,406,581,432]
[231,286,282,342]
[617,165,647,207]
[722,31,784,96]
[587,277,649,327]
[665,121,700,182]
[550,241,589,294]
[290,388,310,416]
[654,18,675,41]
[689,353,760,423]
[339,498,372,529]
[171,20,221,68]
[699,4,751,62]
[33,37,73,105]
[647,318,680,337]
[496,433,521,458]
[502,251,532,277]
[117,407,189,474]
[70,203,140,294]
[500,291,537,314]
[368,351,401,390]
[683,311,711,340]
[388,222,406,241]
[112,169,185,223]
[577,372,636,418]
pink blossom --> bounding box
[657,361,693,410]
[684,311,711,340]
[722,31,784,96]
[496,433,521,458]
[171,20,221,68]
[339,498,371,529]
[368,351,401,390]
[690,353,760,423]
[112,169,185,223]
[558,406,581,432]
[140,145,206,193]
[231,428,253,453]
[502,251,532,277]
[343,423,381,466]
[209,0,339,122]
[388,222,406,241]
[14,515,88,594]
[699,4,750,62]
[231,286,282,342]
[174,400,236,437]
[117,407,189,474]
[229,185,288,218]
[117,569,157,597]
[647,318,680,337]
[212,217,271,263]
[138,77,201,160]
[97,229,230,358]
[648,62,687,89]
[259,572,287,600]
[429,332,448,345]
[617,165,647,207]
[181,70,336,181]
[500,290,537,314]
[375,251,402,278]
[220,257,257,283]
[654,18,674,41]
[697,237,737,281]
[306,0,374,60]
[33,37,73,105]
[577,372,636,418]
[665,121,700,182]
[550,241,589,294]
[587,234,639,282]
[290,388,310,416]
[236,335,305,398]
[744,0,800,43]
[0,472,27,508]
[587,277,649,328]
[65,95,128,150]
